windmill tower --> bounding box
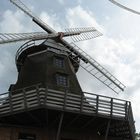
[0,0,135,140]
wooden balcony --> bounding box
[0,83,135,139]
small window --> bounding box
[54,56,64,68]
[56,73,68,86]
[18,133,36,140]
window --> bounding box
[54,56,64,68]
[18,133,36,140]
[56,73,68,86]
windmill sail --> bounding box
[65,27,103,42]
[10,0,56,33]
[68,43,126,94]
[0,32,49,44]
[0,29,101,45]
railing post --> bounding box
[110,98,113,117]
[23,88,27,109]
[45,84,48,105]
[127,102,136,140]
[125,101,128,119]
[63,89,68,110]
[56,113,64,140]
[105,120,111,140]
[36,85,41,106]
[9,92,13,113]
[80,93,84,112]
[96,95,99,114]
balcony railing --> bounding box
[0,83,135,139]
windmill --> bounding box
[0,0,125,94]
[0,0,135,140]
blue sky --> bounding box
[0,0,140,132]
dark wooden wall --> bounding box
[0,126,123,140]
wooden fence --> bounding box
[0,84,135,138]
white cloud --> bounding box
[0,10,24,33]
[40,12,62,31]
[66,5,103,32]
[57,0,64,5]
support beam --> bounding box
[11,114,22,124]
[81,117,96,129]
[50,114,60,127]
[56,113,64,140]
[105,120,111,140]
[26,111,42,126]
[64,115,80,129]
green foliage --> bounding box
[135,133,140,140]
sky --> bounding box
[0,0,140,132]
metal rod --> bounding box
[56,113,64,140]
[105,120,111,140]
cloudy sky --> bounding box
[0,0,140,132]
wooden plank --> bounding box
[83,101,96,106]
[25,93,37,98]
[113,102,126,106]
[112,114,125,117]
[48,89,65,95]
[65,107,80,111]
[12,103,24,108]
[12,106,24,111]
[27,103,38,108]
[27,100,38,106]
[112,111,125,115]
[82,106,96,111]
[98,109,110,113]
[46,100,64,106]
[82,109,96,114]
[39,93,46,97]
[113,106,125,110]
[98,102,111,106]
[0,103,10,108]
[12,93,24,98]
[11,96,24,102]
[66,100,80,105]
[113,104,125,108]
[112,108,125,112]
[84,96,97,101]
[66,96,81,102]
[67,93,81,98]
[113,108,125,112]
[0,110,10,114]
[47,96,64,102]
[0,107,10,112]
[25,89,38,94]
[47,93,65,98]
[66,103,80,109]
[83,99,96,104]
[98,105,110,109]
[26,96,38,102]
[46,103,63,109]
[12,100,24,105]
